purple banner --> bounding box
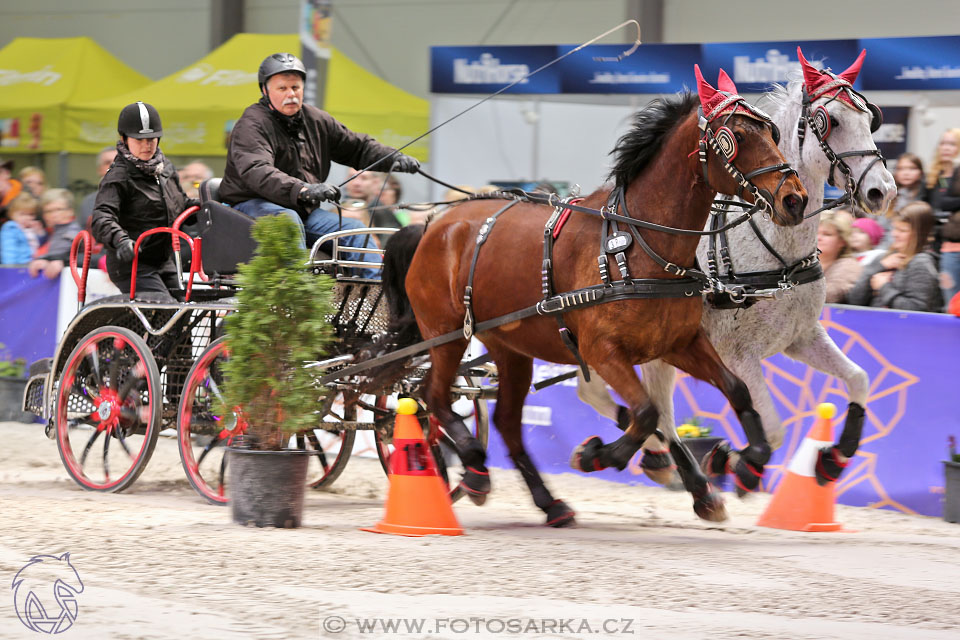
[485,305,960,517]
[0,267,59,369]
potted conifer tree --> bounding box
[222,214,336,528]
[0,343,29,422]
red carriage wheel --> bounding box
[177,337,236,505]
[178,337,356,504]
[373,376,489,502]
[305,391,357,489]
[55,326,161,493]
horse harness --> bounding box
[319,94,801,385]
[458,94,798,378]
[705,200,823,309]
[704,74,886,309]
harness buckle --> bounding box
[664,262,685,277]
[727,286,747,303]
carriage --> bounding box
[21,179,493,504]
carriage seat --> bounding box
[199,177,221,204]
[193,178,257,277]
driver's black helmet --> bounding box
[117,101,162,139]
[258,53,307,91]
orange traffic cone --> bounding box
[756,403,844,532]
[363,398,463,536]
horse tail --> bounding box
[382,223,425,349]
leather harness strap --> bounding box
[462,199,521,339]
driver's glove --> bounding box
[391,155,420,174]
[116,238,136,263]
[298,183,342,210]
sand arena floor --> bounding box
[1,420,959,639]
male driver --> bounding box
[219,53,419,276]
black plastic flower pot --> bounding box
[0,376,32,422]
[944,460,960,523]
[226,446,310,528]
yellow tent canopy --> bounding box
[65,33,429,160]
[0,37,149,153]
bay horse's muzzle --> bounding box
[762,180,808,227]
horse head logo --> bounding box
[11,553,84,634]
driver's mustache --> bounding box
[283,98,300,105]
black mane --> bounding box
[608,92,699,187]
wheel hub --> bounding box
[98,401,113,422]
[93,389,122,432]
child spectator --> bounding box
[1,193,43,264]
[817,209,862,303]
[849,217,886,264]
[847,202,942,312]
[28,189,83,279]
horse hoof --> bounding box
[545,500,576,528]
[570,436,607,473]
[815,446,849,486]
[459,466,491,506]
[693,486,728,522]
[732,456,764,498]
[700,441,731,478]
[640,449,679,486]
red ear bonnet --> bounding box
[798,46,868,109]
[694,64,720,113]
[717,68,737,94]
[838,49,866,85]
[695,64,745,121]
[797,47,824,95]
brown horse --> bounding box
[381,67,808,526]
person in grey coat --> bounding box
[847,202,942,312]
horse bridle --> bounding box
[704,77,886,307]
[696,94,798,218]
[797,70,885,211]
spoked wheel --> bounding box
[374,376,490,502]
[177,337,237,505]
[55,326,162,493]
[300,390,356,489]
[178,338,358,504]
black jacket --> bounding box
[925,166,960,218]
[219,101,397,215]
[91,154,191,268]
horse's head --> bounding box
[797,47,896,214]
[695,65,807,227]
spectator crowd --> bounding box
[818,128,960,314]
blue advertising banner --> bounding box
[429,45,560,94]
[701,39,861,93]
[0,267,59,369]
[860,35,960,91]
[484,305,960,518]
[556,43,699,94]
[432,36,960,95]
